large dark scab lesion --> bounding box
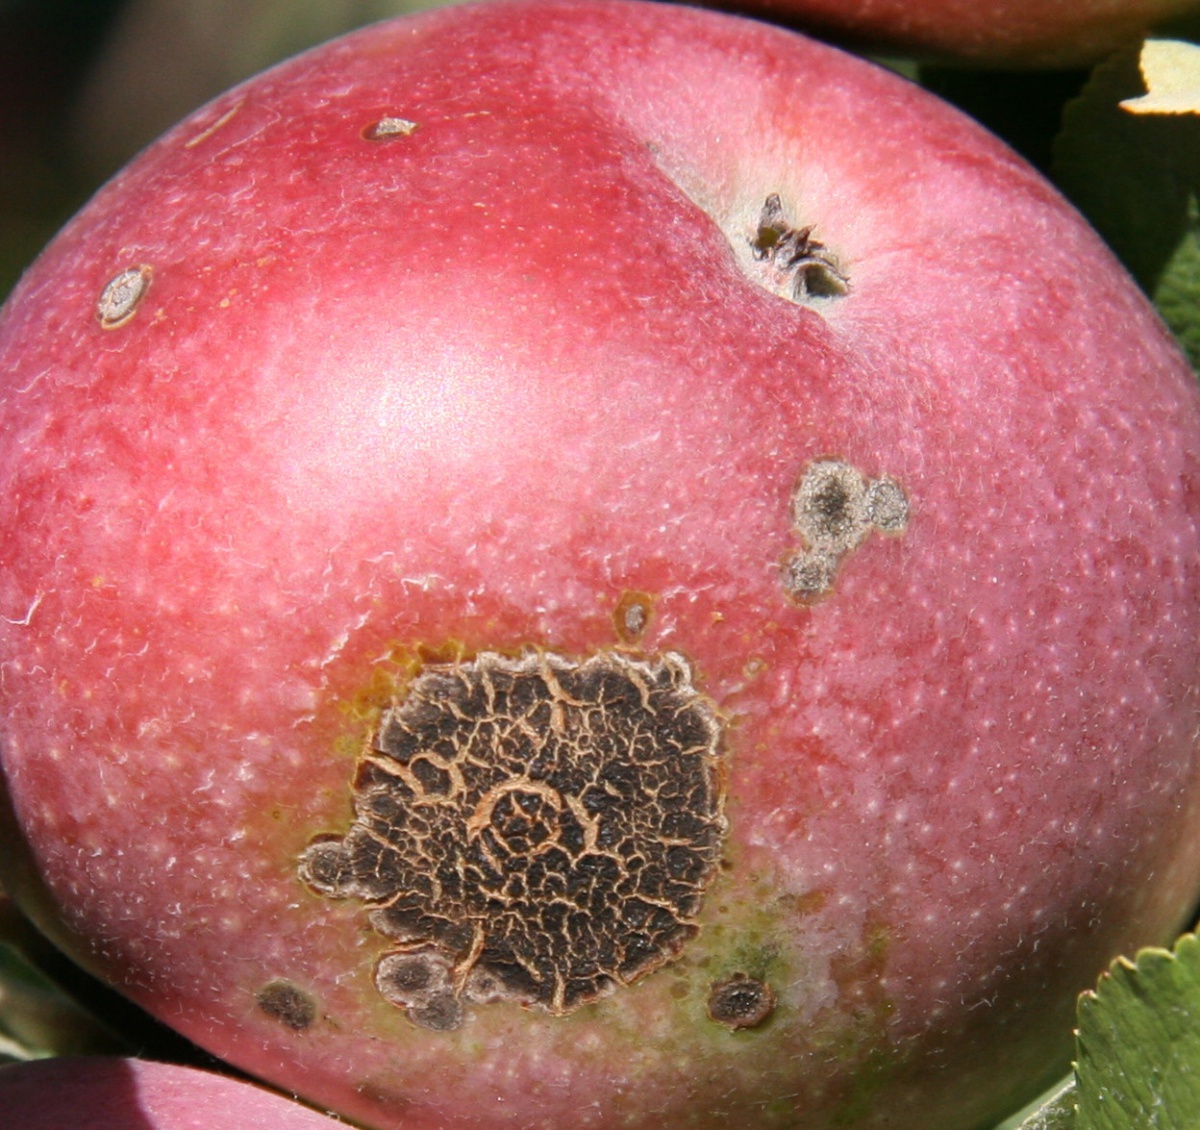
[299,649,726,1029]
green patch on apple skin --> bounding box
[818,919,900,1126]
[829,1045,898,1129]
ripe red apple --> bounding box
[718,0,1200,67]
[0,1057,348,1130]
[1,1,1199,1128]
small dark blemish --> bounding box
[408,994,465,1032]
[362,117,419,141]
[866,478,910,533]
[256,980,317,1031]
[707,973,776,1030]
[97,265,152,329]
[614,590,655,644]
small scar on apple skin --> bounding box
[362,117,420,141]
[96,265,152,329]
[707,973,776,1030]
[256,980,318,1031]
[783,458,909,604]
[614,590,655,645]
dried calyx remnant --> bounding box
[784,458,909,603]
[751,194,848,302]
[300,649,726,1030]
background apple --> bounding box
[1,2,1200,1130]
[0,1056,351,1129]
[66,0,462,184]
[709,0,1200,67]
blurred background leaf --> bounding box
[0,0,125,297]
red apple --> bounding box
[0,1057,349,1130]
[716,0,1200,67]
[0,1,1199,1128]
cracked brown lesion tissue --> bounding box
[300,649,726,1029]
[784,458,909,604]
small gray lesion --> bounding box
[375,949,464,1032]
[783,458,909,604]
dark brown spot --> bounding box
[707,973,776,1030]
[300,650,726,1022]
[256,980,316,1031]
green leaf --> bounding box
[1075,933,1200,1130]
[0,892,127,1064]
[1052,44,1199,294]
[1051,36,1200,374]
[918,66,1088,175]
[1012,1081,1077,1130]
[994,1079,1077,1130]
[1152,197,1200,372]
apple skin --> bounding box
[715,0,1200,67]
[0,1057,350,1130]
[1,1,1200,1128]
